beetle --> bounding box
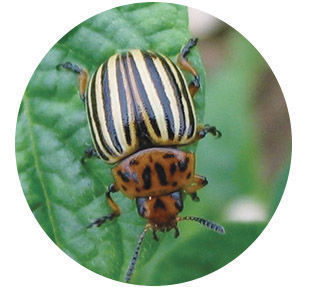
[58,38,225,282]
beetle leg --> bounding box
[57,62,88,103]
[196,124,222,140]
[152,230,159,241]
[189,192,200,202]
[177,38,200,97]
[87,183,121,228]
[174,226,180,238]
[81,147,100,164]
[184,175,208,195]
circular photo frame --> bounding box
[15,2,291,285]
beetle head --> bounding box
[136,190,183,231]
[126,192,225,283]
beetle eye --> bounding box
[136,197,147,217]
[170,191,183,211]
[170,190,182,201]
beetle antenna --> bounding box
[177,216,225,234]
[125,224,150,283]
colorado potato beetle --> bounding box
[58,38,225,282]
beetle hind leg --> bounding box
[57,62,88,102]
[152,230,159,241]
[196,124,222,141]
[178,38,200,97]
[87,183,121,228]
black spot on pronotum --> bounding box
[130,159,139,166]
[149,155,153,163]
[136,187,140,193]
[155,163,168,186]
[122,185,127,191]
[153,198,166,210]
[163,153,175,159]
[172,181,177,187]
[142,166,151,189]
[170,163,177,175]
[187,172,191,179]
[118,170,130,182]
[179,157,189,172]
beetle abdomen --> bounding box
[86,50,197,163]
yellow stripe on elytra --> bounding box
[163,56,195,142]
[127,51,162,143]
[86,74,113,161]
[130,50,168,141]
[176,65,197,140]
[152,56,181,142]
[95,63,119,156]
[118,55,138,152]
[107,54,128,153]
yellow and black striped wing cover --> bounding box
[86,50,197,163]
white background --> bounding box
[1,0,313,286]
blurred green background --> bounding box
[15,3,291,286]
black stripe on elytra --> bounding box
[86,85,109,161]
[142,166,152,189]
[89,72,115,157]
[155,163,168,186]
[129,52,161,138]
[116,56,132,145]
[102,62,123,154]
[122,53,152,147]
[142,51,175,140]
[158,54,186,139]
[172,63,195,138]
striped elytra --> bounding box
[86,49,197,163]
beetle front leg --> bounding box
[87,183,121,228]
[190,192,200,202]
[177,38,200,97]
[184,175,208,200]
[57,62,88,103]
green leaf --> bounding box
[16,3,207,284]
[136,222,267,285]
